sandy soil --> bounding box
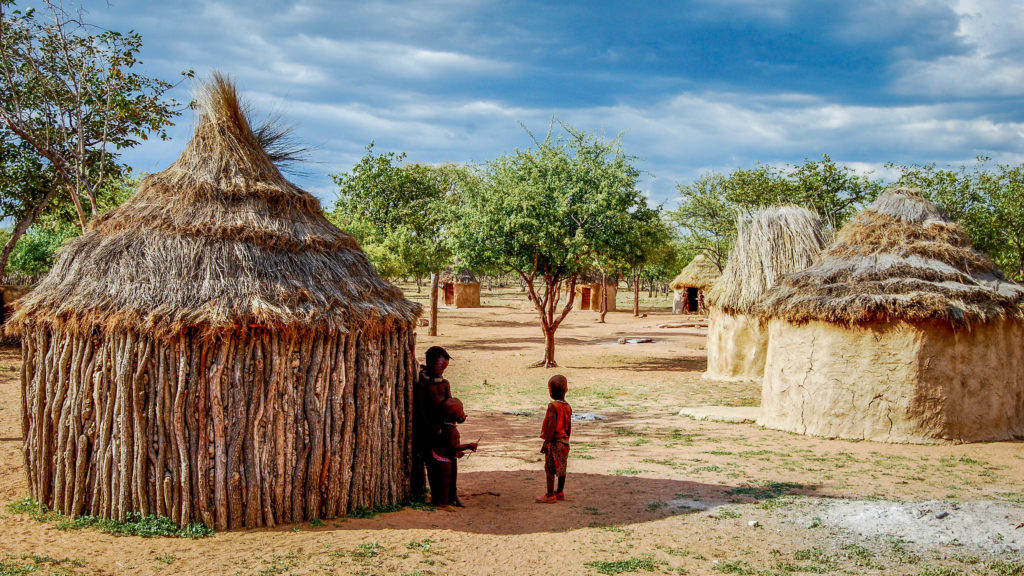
[0,285,1021,575]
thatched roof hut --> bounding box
[7,75,421,528]
[669,255,720,314]
[757,188,1024,443]
[438,268,480,308]
[703,206,826,382]
[575,270,617,312]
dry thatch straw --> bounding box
[757,187,1024,327]
[439,268,479,284]
[7,73,419,339]
[669,254,721,291]
[707,205,828,314]
[8,73,422,529]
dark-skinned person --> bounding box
[426,397,478,507]
[413,346,453,494]
[536,374,572,504]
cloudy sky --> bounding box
[80,0,1024,206]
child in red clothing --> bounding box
[536,374,572,504]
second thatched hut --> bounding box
[757,188,1024,443]
[439,268,481,308]
[6,76,421,529]
[669,255,720,314]
[704,206,827,382]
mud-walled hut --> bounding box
[704,206,826,382]
[439,268,481,308]
[576,272,617,312]
[757,188,1024,443]
[5,75,422,529]
[669,255,720,314]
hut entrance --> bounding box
[443,283,455,306]
[686,288,699,313]
[580,287,592,310]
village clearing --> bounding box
[0,287,1021,576]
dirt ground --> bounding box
[0,285,1022,575]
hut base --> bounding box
[703,308,766,382]
[21,325,417,528]
[759,318,1024,443]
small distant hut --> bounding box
[439,269,481,308]
[757,188,1024,443]
[669,255,720,314]
[5,75,421,528]
[704,206,826,382]
[575,272,617,312]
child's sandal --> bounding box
[555,492,565,500]
[535,494,558,504]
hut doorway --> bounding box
[443,283,455,306]
[580,287,592,310]
[686,287,699,313]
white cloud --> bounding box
[890,0,1024,97]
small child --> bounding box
[427,397,478,507]
[536,374,572,504]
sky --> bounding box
[73,0,1024,207]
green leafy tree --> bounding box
[669,172,735,271]
[0,0,190,266]
[451,121,644,367]
[329,144,458,334]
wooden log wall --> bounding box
[20,324,417,529]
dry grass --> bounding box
[6,73,420,340]
[669,254,720,291]
[707,205,827,314]
[757,188,1024,327]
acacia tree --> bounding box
[329,144,457,335]
[452,121,644,367]
[0,0,189,250]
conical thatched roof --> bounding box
[7,74,420,338]
[439,268,478,284]
[757,188,1024,327]
[669,254,720,291]
[707,205,827,314]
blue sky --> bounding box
[76,0,1024,207]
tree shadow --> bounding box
[566,355,707,373]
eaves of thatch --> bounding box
[756,188,1024,327]
[6,74,421,339]
[439,268,478,284]
[669,254,721,291]
[707,205,827,314]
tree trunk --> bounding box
[0,185,59,281]
[632,271,641,317]
[542,327,556,367]
[598,272,608,323]
[428,272,439,337]
[415,276,422,293]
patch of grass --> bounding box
[728,481,802,501]
[988,559,1024,576]
[917,567,967,576]
[585,557,662,575]
[713,560,753,574]
[350,542,385,559]
[153,553,175,565]
[692,465,723,473]
[348,495,433,518]
[712,509,740,519]
[575,454,596,460]
[612,468,643,476]
[8,497,213,538]
[0,554,87,576]
[885,538,921,564]
[405,538,436,553]
[645,501,665,511]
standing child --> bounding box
[536,374,572,504]
[427,397,478,507]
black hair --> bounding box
[425,346,451,367]
[548,375,568,401]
